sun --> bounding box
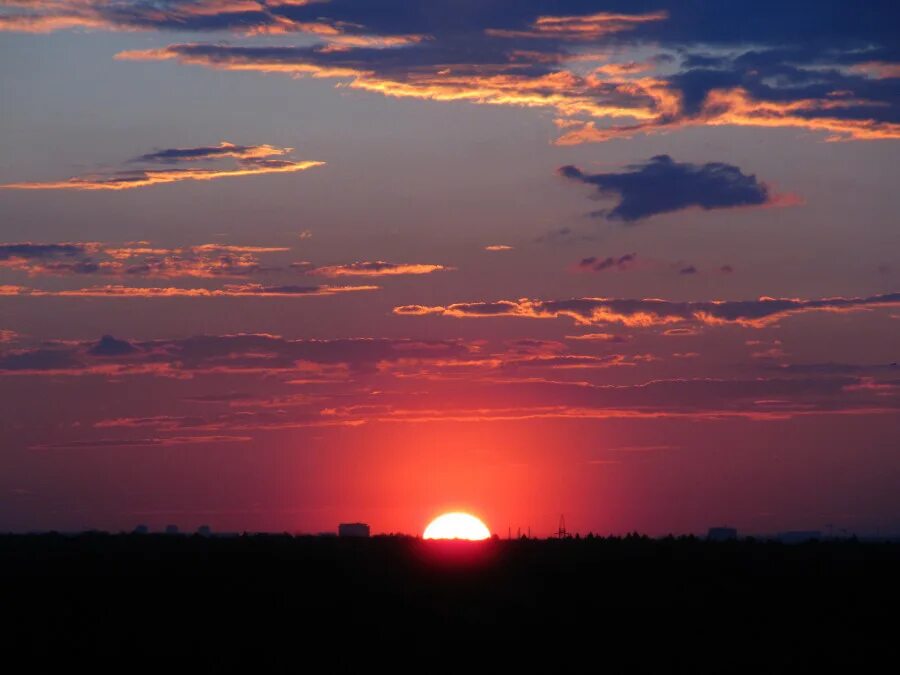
[423,512,491,540]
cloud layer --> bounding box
[0,283,377,298]
[394,293,900,328]
[0,241,288,278]
[11,1,888,143]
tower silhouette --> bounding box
[556,514,568,539]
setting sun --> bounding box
[423,513,491,540]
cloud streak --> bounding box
[133,141,292,163]
[32,435,253,450]
[394,293,900,328]
[1,142,323,191]
[0,333,476,377]
[306,261,452,277]
[0,241,292,278]
[86,373,900,433]
[0,283,378,298]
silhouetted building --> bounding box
[133,525,149,535]
[338,523,370,538]
[197,525,212,537]
[164,525,179,535]
[707,527,738,542]
[778,531,821,544]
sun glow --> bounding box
[423,512,491,540]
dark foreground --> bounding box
[2,534,897,672]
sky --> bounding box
[0,0,898,537]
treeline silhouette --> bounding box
[2,533,897,672]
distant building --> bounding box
[164,525,179,535]
[133,525,149,535]
[197,525,212,537]
[707,527,738,542]
[778,531,821,544]
[338,523,370,538]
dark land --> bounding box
[2,533,897,672]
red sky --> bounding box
[0,0,898,536]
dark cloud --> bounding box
[679,265,698,275]
[88,335,138,357]
[10,1,896,47]
[0,241,290,279]
[133,142,288,164]
[0,243,89,260]
[0,334,476,376]
[559,155,775,222]
[578,253,637,272]
[0,348,82,372]
[30,1,890,144]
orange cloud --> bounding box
[115,39,900,144]
[307,261,453,277]
[4,4,898,145]
[116,45,671,124]
[556,87,900,144]
[850,62,900,79]
[565,333,629,342]
[394,293,900,328]
[1,159,324,191]
[486,11,667,40]
[0,1,335,36]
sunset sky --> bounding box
[0,0,898,537]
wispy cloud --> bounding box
[133,141,292,164]
[486,11,667,40]
[0,241,290,278]
[394,293,900,328]
[0,333,476,377]
[1,142,323,191]
[305,261,453,277]
[32,435,253,450]
[0,283,377,298]
[86,373,900,433]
